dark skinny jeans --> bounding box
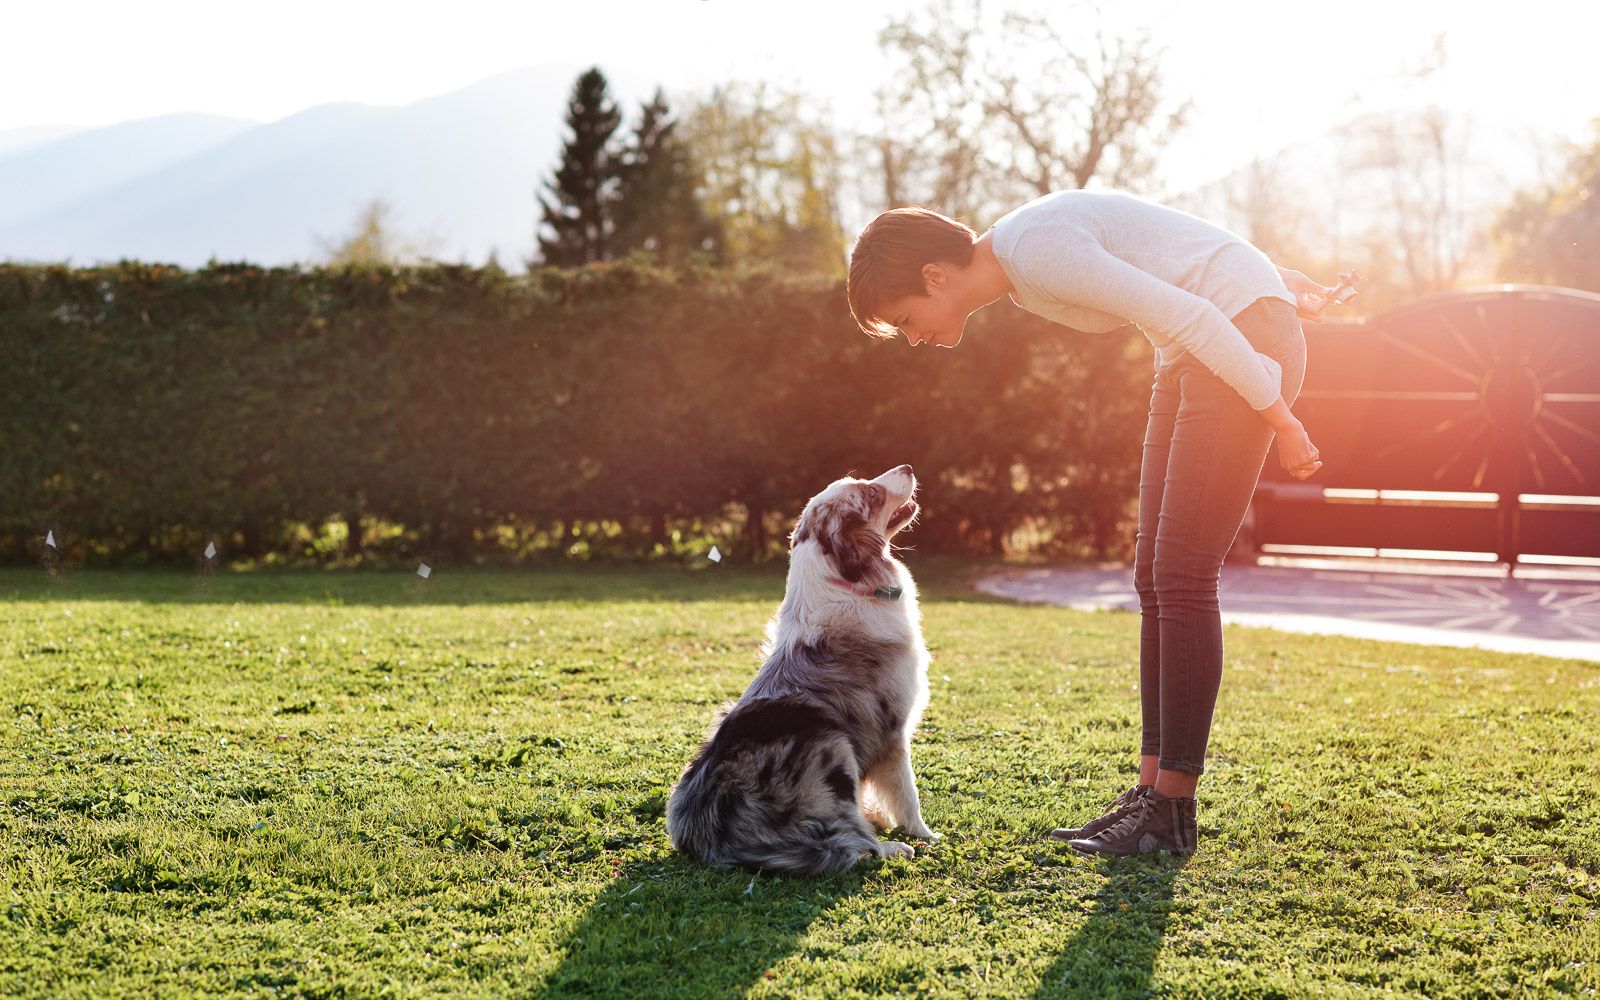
[1133,297,1307,775]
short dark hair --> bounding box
[847,208,977,340]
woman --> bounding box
[845,190,1333,856]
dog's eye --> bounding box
[869,485,884,504]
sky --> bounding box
[4,0,1599,192]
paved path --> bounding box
[976,558,1600,662]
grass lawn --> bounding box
[1,562,1595,998]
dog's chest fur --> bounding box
[742,556,930,769]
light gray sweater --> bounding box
[989,190,1296,410]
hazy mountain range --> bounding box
[0,62,669,271]
[0,61,1559,273]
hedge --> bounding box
[0,259,1150,564]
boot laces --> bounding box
[1095,797,1152,842]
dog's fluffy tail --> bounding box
[667,770,883,875]
[719,818,885,876]
[668,777,882,875]
[666,694,888,875]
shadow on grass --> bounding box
[1033,857,1185,999]
[0,566,788,607]
[536,857,863,998]
[0,559,1045,608]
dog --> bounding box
[665,464,938,874]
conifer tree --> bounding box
[536,67,623,266]
[611,89,722,264]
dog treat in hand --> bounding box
[1326,269,1363,306]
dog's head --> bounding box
[789,464,919,584]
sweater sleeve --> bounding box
[1014,230,1284,410]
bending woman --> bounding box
[845,190,1333,856]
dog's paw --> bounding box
[877,840,915,860]
[904,823,940,841]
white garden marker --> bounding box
[417,562,432,579]
[708,546,722,563]
[45,530,57,549]
[204,541,217,560]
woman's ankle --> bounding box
[1153,767,1199,799]
[1138,754,1159,786]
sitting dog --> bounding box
[666,464,938,874]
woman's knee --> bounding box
[1151,557,1220,611]
[1133,541,1158,605]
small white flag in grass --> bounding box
[204,541,217,560]
[417,562,433,579]
[708,546,722,563]
[45,530,57,549]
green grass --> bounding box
[0,563,1595,998]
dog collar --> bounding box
[827,576,902,601]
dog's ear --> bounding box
[790,492,889,583]
[789,504,814,551]
[825,507,888,584]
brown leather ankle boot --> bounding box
[1047,783,1152,842]
[1066,789,1197,856]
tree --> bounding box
[1219,156,1313,267]
[1342,107,1481,296]
[869,0,1189,223]
[610,89,723,265]
[1336,36,1492,299]
[678,80,848,275]
[536,67,623,267]
[1495,121,1600,292]
[317,198,419,267]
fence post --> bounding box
[1493,294,1526,570]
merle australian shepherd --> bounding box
[665,464,938,875]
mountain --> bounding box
[0,114,255,229]
[5,75,1555,277]
[0,124,86,157]
[0,63,672,270]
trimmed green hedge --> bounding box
[0,259,1150,564]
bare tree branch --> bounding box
[870,0,1188,223]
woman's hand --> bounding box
[1276,266,1335,322]
[1258,398,1323,479]
[1275,418,1323,480]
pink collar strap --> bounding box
[827,576,902,601]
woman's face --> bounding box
[880,268,969,348]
